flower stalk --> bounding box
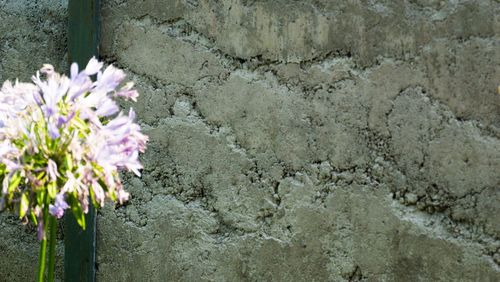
[37,228,47,282]
[37,201,49,282]
[48,215,57,282]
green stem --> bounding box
[48,215,57,282]
[37,233,47,282]
[37,207,49,282]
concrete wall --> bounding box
[0,1,67,281]
[1,0,499,281]
[96,0,500,281]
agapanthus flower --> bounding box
[0,57,148,238]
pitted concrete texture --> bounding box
[0,0,499,281]
[98,0,500,281]
[0,0,68,81]
[0,1,67,281]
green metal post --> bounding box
[65,0,100,281]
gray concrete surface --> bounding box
[98,0,500,280]
[0,0,499,281]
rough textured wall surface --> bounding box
[0,0,68,281]
[1,0,498,281]
[97,0,500,281]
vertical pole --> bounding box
[65,0,99,281]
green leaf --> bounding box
[19,193,29,219]
[69,197,86,230]
[30,209,38,225]
[37,190,46,206]
[89,184,98,208]
[73,206,86,230]
[8,172,21,194]
[65,154,73,171]
[0,163,6,175]
[47,182,57,199]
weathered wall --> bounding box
[97,0,500,281]
[0,0,499,281]
[0,0,67,281]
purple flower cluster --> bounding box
[0,58,147,239]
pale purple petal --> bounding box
[56,111,76,128]
[95,98,119,117]
[5,160,21,172]
[68,62,93,101]
[104,112,131,131]
[62,172,85,194]
[2,172,10,195]
[115,82,139,101]
[92,181,105,207]
[80,193,89,214]
[95,65,126,93]
[128,108,136,120]
[47,159,59,182]
[116,189,129,204]
[84,57,103,75]
[0,140,17,158]
[32,90,44,105]
[41,104,56,118]
[49,193,69,219]
[48,121,60,139]
[115,89,139,102]
[70,63,79,80]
